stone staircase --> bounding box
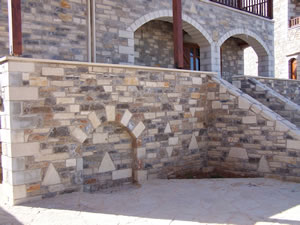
[232,76,300,129]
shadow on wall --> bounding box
[11,179,300,225]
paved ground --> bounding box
[1,178,300,225]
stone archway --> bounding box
[120,10,214,71]
[216,29,273,78]
[68,107,146,191]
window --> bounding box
[183,43,200,71]
[289,58,297,80]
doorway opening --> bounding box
[289,58,297,80]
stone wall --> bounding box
[0,0,8,57]
[232,76,300,128]
[207,76,300,182]
[0,57,300,206]
[0,0,274,75]
[0,57,211,205]
[221,38,244,82]
[134,20,174,68]
[237,76,300,106]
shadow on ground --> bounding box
[3,178,300,225]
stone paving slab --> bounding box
[1,178,300,225]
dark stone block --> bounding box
[49,127,70,137]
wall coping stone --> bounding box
[233,75,300,83]
[0,56,217,76]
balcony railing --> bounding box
[210,0,273,19]
[290,17,300,28]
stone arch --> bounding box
[216,29,273,77]
[69,107,147,190]
[121,10,213,71]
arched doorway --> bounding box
[128,10,213,71]
[289,58,297,80]
[217,29,272,81]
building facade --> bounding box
[274,0,300,79]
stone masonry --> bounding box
[232,76,300,128]
[0,57,299,205]
[0,0,274,76]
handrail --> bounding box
[290,16,300,28]
[209,0,273,19]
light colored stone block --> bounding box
[8,87,38,101]
[7,143,40,157]
[103,86,113,92]
[71,127,88,143]
[9,62,35,73]
[56,98,75,104]
[166,147,173,157]
[1,155,25,171]
[228,148,248,160]
[258,156,270,173]
[99,152,116,173]
[77,158,83,171]
[132,122,146,138]
[238,96,251,110]
[42,164,61,186]
[12,169,41,185]
[66,159,77,167]
[70,105,80,112]
[106,105,116,122]
[189,135,199,150]
[13,185,27,200]
[93,133,108,144]
[112,169,132,180]
[137,148,146,159]
[42,67,64,76]
[169,137,178,146]
[287,140,300,150]
[120,110,132,127]
[192,77,202,85]
[212,101,221,109]
[88,112,101,129]
[242,116,257,124]
[275,120,289,132]
[164,123,172,134]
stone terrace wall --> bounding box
[232,76,300,128]
[206,77,300,182]
[1,57,300,205]
[0,57,210,205]
[0,0,8,56]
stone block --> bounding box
[212,101,221,109]
[120,110,132,127]
[189,135,198,150]
[77,158,83,171]
[168,137,178,146]
[71,127,88,143]
[242,116,257,124]
[275,120,289,132]
[192,77,202,85]
[228,147,248,160]
[99,152,116,173]
[88,112,101,129]
[238,96,251,110]
[66,159,77,167]
[112,169,132,180]
[13,185,27,200]
[137,148,146,159]
[12,169,42,185]
[56,98,75,104]
[106,105,116,122]
[124,77,139,85]
[42,164,61,186]
[258,156,270,173]
[9,62,35,73]
[8,87,38,101]
[7,143,40,157]
[42,67,64,76]
[132,122,146,138]
[287,140,300,150]
[93,133,108,144]
[1,155,25,171]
